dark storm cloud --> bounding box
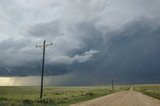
[0,0,160,85]
[69,16,160,85]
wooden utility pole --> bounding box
[36,40,53,99]
[112,78,114,92]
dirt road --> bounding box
[71,88,160,106]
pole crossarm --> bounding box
[36,42,53,49]
[45,42,53,47]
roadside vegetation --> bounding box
[134,84,160,100]
[0,85,129,106]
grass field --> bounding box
[0,85,129,106]
[134,84,160,100]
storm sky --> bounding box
[0,0,160,85]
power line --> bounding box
[0,15,29,34]
[36,40,53,99]
[0,14,61,39]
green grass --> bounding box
[134,84,160,100]
[0,85,129,106]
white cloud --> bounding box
[73,49,99,63]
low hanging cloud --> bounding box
[46,49,99,64]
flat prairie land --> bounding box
[134,84,160,100]
[0,85,159,106]
[0,85,129,106]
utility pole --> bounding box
[36,40,53,99]
[112,78,114,92]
